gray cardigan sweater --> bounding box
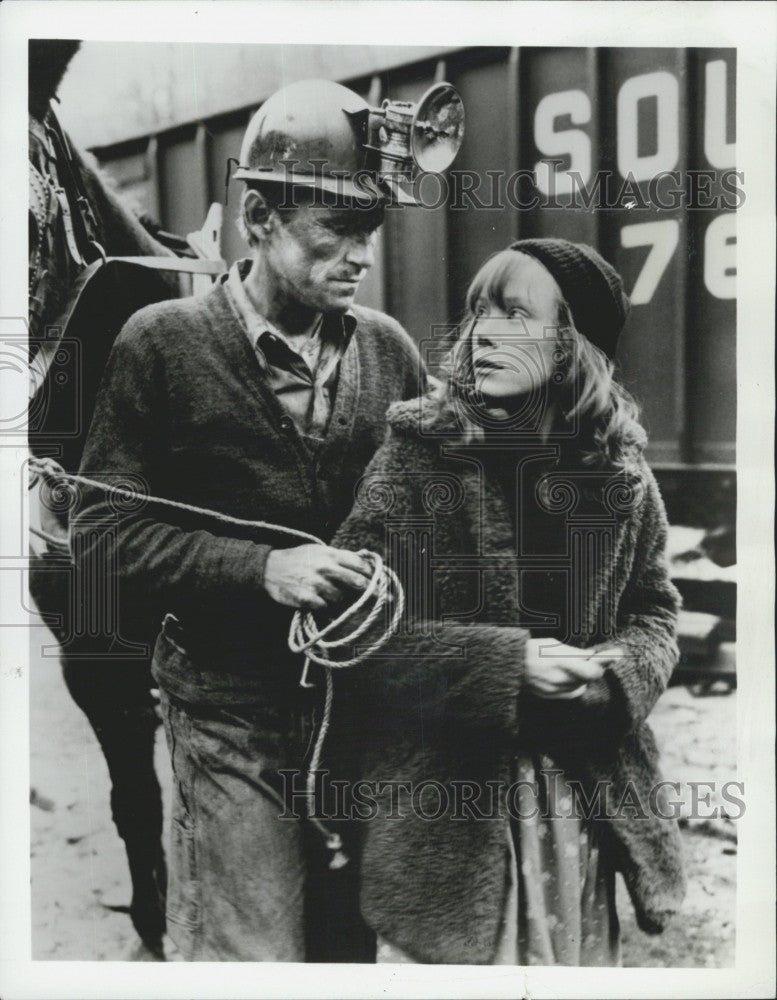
[70,279,422,707]
[329,395,685,964]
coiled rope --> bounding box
[28,457,404,866]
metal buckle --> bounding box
[161,612,187,654]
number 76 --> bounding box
[620,215,735,304]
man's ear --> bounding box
[242,189,277,245]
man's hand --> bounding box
[262,544,373,610]
[524,638,605,700]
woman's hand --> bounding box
[524,638,606,699]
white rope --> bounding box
[288,549,404,814]
[28,457,404,862]
[29,523,70,551]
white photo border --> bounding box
[1,2,774,998]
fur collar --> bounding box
[386,390,647,489]
[387,392,466,437]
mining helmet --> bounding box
[233,78,464,206]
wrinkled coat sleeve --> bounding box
[332,427,529,738]
[69,315,271,628]
[518,465,681,748]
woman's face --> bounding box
[468,252,566,402]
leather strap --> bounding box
[44,106,100,258]
[29,254,227,398]
[115,255,225,275]
[54,186,87,267]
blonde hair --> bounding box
[435,249,646,473]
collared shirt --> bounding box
[223,259,356,440]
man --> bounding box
[71,79,425,962]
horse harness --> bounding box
[28,108,103,333]
[28,102,225,394]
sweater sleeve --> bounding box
[518,466,681,749]
[69,312,272,631]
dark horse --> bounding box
[28,40,221,958]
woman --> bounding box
[328,238,685,965]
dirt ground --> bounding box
[28,623,736,966]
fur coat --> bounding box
[328,394,685,965]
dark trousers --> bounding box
[30,550,167,951]
[62,657,166,950]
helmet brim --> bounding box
[232,168,419,206]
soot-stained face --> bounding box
[264,199,385,314]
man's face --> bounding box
[264,200,384,314]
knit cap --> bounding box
[509,238,629,359]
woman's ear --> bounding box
[241,189,276,246]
